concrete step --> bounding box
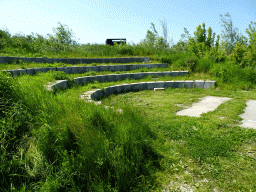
[80,80,216,101]
[0,56,150,64]
[47,71,189,91]
[2,63,172,77]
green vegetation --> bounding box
[1,13,256,191]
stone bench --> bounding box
[45,71,189,91]
[0,56,150,65]
[2,63,168,77]
[80,80,216,101]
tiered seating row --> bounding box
[2,63,167,77]
[80,80,216,102]
[46,71,189,91]
[0,56,150,64]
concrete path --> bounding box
[176,96,232,117]
[176,96,256,129]
[238,100,256,129]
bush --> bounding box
[183,57,197,72]
[246,69,256,84]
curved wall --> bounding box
[46,71,189,91]
[0,56,150,64]
[80,80,216,102]
[2,63,166,77]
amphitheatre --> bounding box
[1,55,255,129]
[1,52,256,191]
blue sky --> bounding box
[1,0,256,46]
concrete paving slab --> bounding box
[147,82,157,90]
[124,64,132,71]
[0,57,8,63]
[204,81,216,89]
[71,67,79,74]
[49,67,57,72]
[136,73,145,79]
[79,76,92,84]
[107,74,116,82]
[238,100,256,129]
[170,71,180,77]
[130,83,141,91]
[122,84,132,92]
[138,82,147,90]
[91,89,104,100]
[34,68,43,74]
[80,66,88,73]
[26,68,35,75]
[159,63,168,67]
[74,77,82,84]
[109,65,117,72]
[93,75,103,83]
[103,87,113,96]
[99,75,108,82]
[65,67,72,74]
[194,80,205,88]
[155,81,165,88]
[176,96,232,117]
[163,71,171,76]
[99,65,109,72]
[18,69,26,75]
[173,81,185,88]
[122,73,132,80]
[165,81,175,88]
[10,70,19,76]
[144,72,155,77]
[57,67,65,72]
[152,72,163,77]
[114,74,123,81]
[109,86,117,94]
[53,80,68,90]
[90,66,99,72]
[180,71,189,76]
[154,88,165,91]
[41,68,50,73]
[113,65,123,71]
[22,57,34,63]
[113,85,123,94]
[144,57,150,62]
[184,80,194,88]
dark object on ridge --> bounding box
[106,38,126,46]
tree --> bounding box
[219,12,248,55]
[187,22,217,57]
[180,27,192,43]
[139,17,175,51]
[169,27,192,53]
[206,27,216,49]
[159,17,169,48]
[245,21,256,46]
[47,22,80,45]
[146,23,159,45]
[0,28,12,50]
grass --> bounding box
[1,38,256,191]
[100,88,256,191]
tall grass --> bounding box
[1,25,256,191]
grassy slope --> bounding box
[1,43,256,191]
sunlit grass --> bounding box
[1,34,256,191]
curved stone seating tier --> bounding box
[80,80,216,102]
[2,63,167,77]
[0,56,150,64]
[46,71,189,91]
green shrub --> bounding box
[183,57,197,71]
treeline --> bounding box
[137,12,256,69]
[0,22,80,57]
[0,12,256,69]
